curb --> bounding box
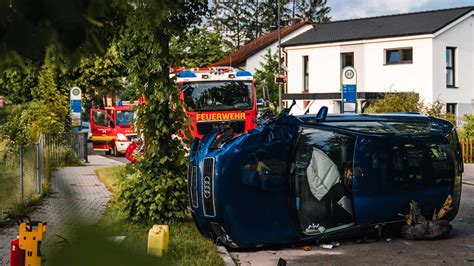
[462,181,474,186]
[217,246,236,266]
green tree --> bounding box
[71,44,127,106]
[210,0,254,50]
[294,0,331,23]
[31,49,70,135]
[0,60,38,104]
[254,49,279,107]
[170,27,227,68]
[116,0,207,224]
[1,49,69,148]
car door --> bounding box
[90,109,115,151]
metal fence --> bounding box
[0,132,87,220]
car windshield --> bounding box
[116,110,134,126]
[182,81,253,111]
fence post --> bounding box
[19,145,24,204]
[36,134,44,194]
[83,132,88,163]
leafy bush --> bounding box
[456,114,474,139]
[365,93,457,125]
[0,60,38,104]
[365,92,421,113]
[0,54,69,149]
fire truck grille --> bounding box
[197,121,245,136]
[187,163,198,208]
[202,157,216,217]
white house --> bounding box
[212,21,313,75]
[282,6,474,121]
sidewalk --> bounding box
[0,155,123,265]
[463,164,474,185]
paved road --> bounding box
[88,142,131,164]
[0,155,123,265]
[230,167,474,265]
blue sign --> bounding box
[342,85,357,103]
[71,99,82,112]
[70,87,82,131]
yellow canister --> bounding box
[147,224,169,257]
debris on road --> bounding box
[303,246,311,251]
[400,195,454,240]
[320,244,334,249]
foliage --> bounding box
[116,0,207,224]
[31,52,70,134]
[365,92,421,113]
[0,60,38,104]
[254,49,280,107]
[209,0,331,51]
[457,114,474,139]
[71,44,127,106]
[365,92,458,125]
[294,0,331,23]
[66,165,223,265]
[0,0,115,71]
[171,27,227,68]
[0,51,69,148]
[0,102,42,148]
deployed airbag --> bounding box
[306,148,341,201]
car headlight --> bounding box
[117,133,128,141]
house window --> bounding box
[446,47,456,88]
[385,48,413,64]
[303,56,309,92]
[446,103,457,115]
[341,52,354,69]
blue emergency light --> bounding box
[177,71,197,78]
[236,71,252,77]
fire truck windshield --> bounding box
[116,110,134,126]
[182,81,253,111]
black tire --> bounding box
[113,142,120,157]
[105,149,112,155]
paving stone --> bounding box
[0,155,124,264]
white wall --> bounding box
[286,36,436,115]
[245,25,313,75]
[433,14,474,119]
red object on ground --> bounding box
[125,142,138,163]
[10,239,25,266]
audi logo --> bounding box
[203,176,212,199]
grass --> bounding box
[51,165,224,265]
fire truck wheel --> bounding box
[113,143,120,157]
[105,150,112,155]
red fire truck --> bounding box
[90,105,137,156]
[172,67,258,138]
[105,67,258,161]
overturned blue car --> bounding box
[187,107,463,249]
